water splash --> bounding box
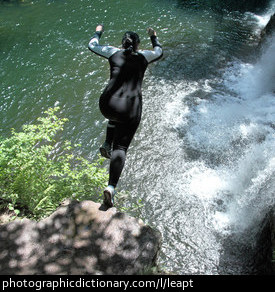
[180,33,275,235]
[129,6,275,273]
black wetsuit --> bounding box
[89,32,163,187]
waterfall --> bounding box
[129,3,275,273]
[1,0,274,275]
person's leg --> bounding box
[103,120,139,207]
[100,120,116,159]
[108,147,127,188]
[105,120,116,145]
[109,121,139,187]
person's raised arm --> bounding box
[88,25,119,59]
[140,27,163,64]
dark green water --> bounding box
[1,0,275,274]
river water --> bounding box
[1,0,275,274]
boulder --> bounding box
[218,210,274,274]
[259,13,275,46]
[262,14,275,37]
[272,208,275,274]
[0,200,162,275]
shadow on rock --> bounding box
[0,200,162,275]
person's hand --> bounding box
[147,27,156,37]
[96,24,104,33]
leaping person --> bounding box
[88,25,163,207]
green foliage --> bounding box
[115,190,144,218]
[0,107,108,219]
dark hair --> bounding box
[122,31,140,55]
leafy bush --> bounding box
[0,107,108,219]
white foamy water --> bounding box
[175,34,275,234]
[122,7,275,274]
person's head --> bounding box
[122,31,140,54]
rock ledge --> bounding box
[0,200,162,275]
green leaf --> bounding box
[0,107,108,219]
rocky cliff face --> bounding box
[262,13,275,38]
[0,200,162,275]
[218,210,275,275]
[178,0,270,12]
[217,0,270,11]
[272,209,275,273]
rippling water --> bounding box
[1,0,274,274]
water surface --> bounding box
[1,0,275,274]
